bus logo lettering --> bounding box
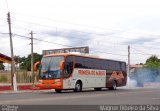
[78,69,105,77]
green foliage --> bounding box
[144,55,160,69]
[0,63,5,70]
[0,75,7,82]
[19,53,42,71]
[14,55,24,65]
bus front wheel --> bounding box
[55,89,62,93]
[74,81,82,92]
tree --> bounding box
[144,55,160,69]
[19,53,42,71]
[0,63,5,70]
[14,55,23,65]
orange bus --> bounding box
[35,53,127,93]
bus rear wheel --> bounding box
[109,81,117,90]
[55,89,62,93]
[74,81,82,92]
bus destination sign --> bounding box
[42,46,89,55]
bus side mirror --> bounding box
[34,61,41,71]
[60,61,64,70]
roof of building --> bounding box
[0,53,12,64]
[130,64,143,68]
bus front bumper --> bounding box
[37,84,62,89]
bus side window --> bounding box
[64,56,73,78]
[121,62,126,71]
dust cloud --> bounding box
[126,68,160,88]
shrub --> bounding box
[0,75,8,82]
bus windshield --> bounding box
[39,56,64,79]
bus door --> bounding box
[63,56,75,89]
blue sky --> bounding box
[0,0,160,64]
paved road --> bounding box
[0,87,160,105]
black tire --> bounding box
[74,81,82,92]
[109,81,117,90]
[94,88,102,91]
[55,89,62,93]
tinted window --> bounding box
[75,56,126,71]
[121,62,126,71]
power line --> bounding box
[90,50,127,57]
[13,19,126,38]
[130,46,154,55]
[13,34,30,39]
[131,44,160,50]
[11,17,130,40]
[1,12,159,51]
[14,34,120,55]
[33,38,74,48]
[12,23,31,31]
[9,23,160,51]
[14,34,74,47]
[13,33,85,47]
[12,13,160,40]
[131,53,153,56]
[14,33,160,57]
[12,18,160,50]
[0,32,9,34]
[14,33,128,57]
[12,33,160,57]
[13,12,124,32]
[11,14,160,46]
[10,23,129,48]
[1,30,128,52]
[6,32,160,55]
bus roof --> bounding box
[43,53,126,63]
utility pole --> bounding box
[7,12,14,88]
[128,45,130,76]
[7,12,17,91]
[30,31,34,85]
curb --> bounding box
[0,89,54,94]
[0,85,53,93]
[0,85,39,91]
